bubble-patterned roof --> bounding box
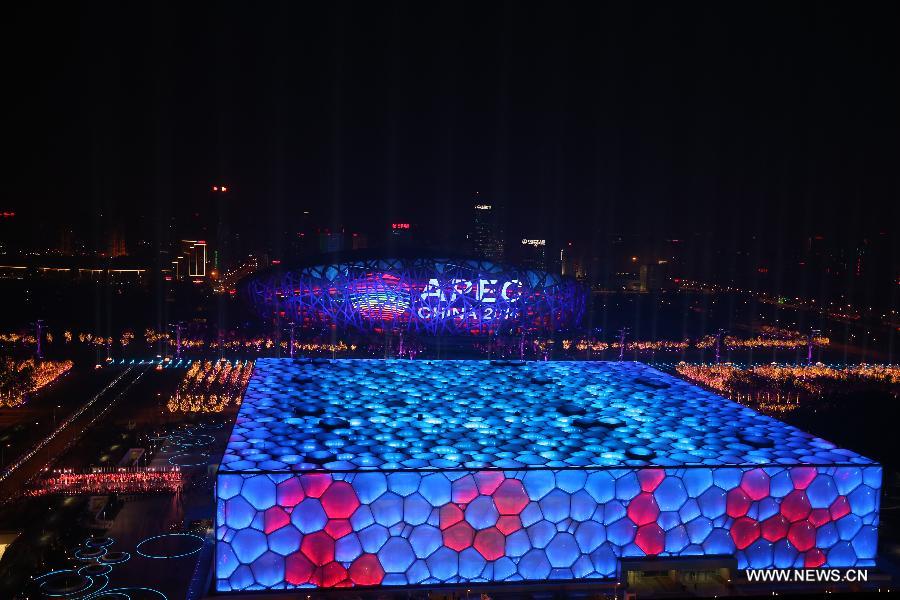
[222,359,873,472]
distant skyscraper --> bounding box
[351,233,369,250]
[519,238,547,271]
[58,228,74,256]
[469,195,504,262]
[560,242,585,280]
[318,231,344,253]
[173,239,207,280]
[389,222,415,247]
[0,210,13,254]
[291,210,316,258]
[210,185,232,269]
[108,229,127,258]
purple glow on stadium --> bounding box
[245,257,585,335]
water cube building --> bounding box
[215,359,881,591]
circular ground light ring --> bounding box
[39,573,93,596]
[99,551,130,564]
[135,533,204,559]
[167,453,210,467]
[86,536,114,548]
[88,587,168,600]
[172,441,211,451]
[75,548,108,560]
[79,563,113,577]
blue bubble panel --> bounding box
[215,359,881,591]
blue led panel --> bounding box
[216,359,881,591]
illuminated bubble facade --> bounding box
[216,359,881,592]
[245,257,585,335]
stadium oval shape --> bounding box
[245,255,586,335]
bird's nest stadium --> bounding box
[245,255,586,336]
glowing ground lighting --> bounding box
[78,563,112,576]
[30,469,182,496]
[0,358,73,408]
[86,589,168,600]
[215,358,881,591]
[170,437,214,449]
[39,574,92,595]
[99,551,131,564]
[167,453,210,467]
[31,568,108,598]
[74,547,107,560]
[135,533,204,559]
[168,360,253,414]
[27,536,164,599]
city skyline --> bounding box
[3,3,898,259]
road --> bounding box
[0,365,149,502]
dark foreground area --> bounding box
[0,359,897,600]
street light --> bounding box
[31,319,45,359]
[617,327,630,361]
[286,322,298,358]
[715,328,728,364]
[808,329,821,365]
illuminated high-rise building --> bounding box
[469,195,504,261]
[189,240,207,277]
[351,233,369,250]
[173,239,208,280]
[108,229,127,258]
[388,222,415,247]
[58,228,74,256]
[519,238,547,271]
[318,231,344,253]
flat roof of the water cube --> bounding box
[222,359,875,472]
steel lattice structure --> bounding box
[245,257,585,335]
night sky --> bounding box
[4,2,899,257]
